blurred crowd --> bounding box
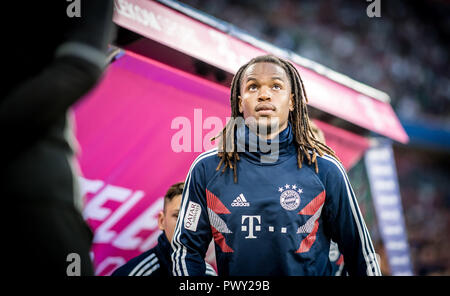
[179,0,450,126]
[394,147,450,275]
[178,0,450,276]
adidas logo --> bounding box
[231,194,250,207]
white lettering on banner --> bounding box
[366,148,390,162]
[208,29,245,71]
[376,194,398,206]
[113,197,164,249]
[379,210,400,221]
[157,14,200,47]
[114,0,162,30]
[79,177,104,196]
[95,256,126,276]
[80,176,162,247]
[370,164,394,177]
[79,177,104,219]
[390,255,410,266]
[394,271,413,276]
[93,190,145,243]
[373,179,396,192]
[385,241,407,251]
[365,143,413,275]
[83,184,132,221]
[79,176,167,275]
[115,0,202,49]
[184,201,202,232]
[383,225,403,236]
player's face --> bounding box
[239,62,294,138]
[158,194,181,244]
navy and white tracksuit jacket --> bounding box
[171,123,381,276]
[112,232,216,276]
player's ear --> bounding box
[289,93,294,112]
[157,211,165,231]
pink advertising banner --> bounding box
[74,51,370,275]
[314,120,370,170]
[74,52,229,275]
[112,0,408,144]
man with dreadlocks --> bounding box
[171,55,381,276]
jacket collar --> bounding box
[155,232,172,274]
[235,121,296,165]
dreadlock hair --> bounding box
[211,55,339,183]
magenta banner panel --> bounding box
[74,52,229,275]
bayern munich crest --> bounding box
[278,184,302,211]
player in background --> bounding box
[112,182,216,276]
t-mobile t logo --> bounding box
[241,215,261,239]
